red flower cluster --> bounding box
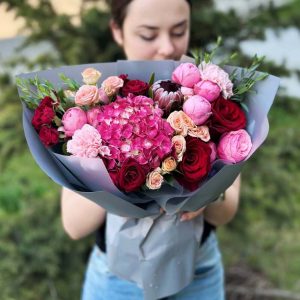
[31,96,59,146]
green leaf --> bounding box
[148,72,155,86]
[59,73,80,91]
[148,87,154,99]
[53,116,62,127]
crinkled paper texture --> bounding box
[18,60,280,300]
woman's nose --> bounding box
[157,35,176,59]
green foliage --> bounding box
[230,55,268,103]
[0,152,93,299]
[0,74,25,170]
[219,96,300,291]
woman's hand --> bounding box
[178,175,241,225]
[180,207,206,222]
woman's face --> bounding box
[111,0,191,60]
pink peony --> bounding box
[75,85,100,106]
[208,141,217,162]
[183,95,212,125]
[62,107,87,137]
[87,107,102,127]
[67,124,108,158]
[217,129,252,163]
[172,63,201,88]
[98,88,110,104]
[194,80,221,102]
[199,63,233,99]
[181,86,194,100]
[101,76,124,97]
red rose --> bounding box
[175,137,211,191]
[119,74,129,83]
[208,97,247,139]
[32,96,57,130]
[39,96,55,108]
[121,79,149,97]
[39,126,59,147]
[117,158,147,192]
[32,106,55,130]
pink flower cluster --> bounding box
[95,95,174,169]
[172,62,233,102]
[168,62,252,165]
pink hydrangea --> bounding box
[199,62,233,99]
[67,124,110,158]
[96,95,174,169]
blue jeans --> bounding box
[81,232,224,300]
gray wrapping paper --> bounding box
[18,60,280,299]
[106,213,203,300]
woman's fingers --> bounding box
[159,207,205,221]
[180,207,206,222]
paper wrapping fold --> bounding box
[18,60,280,299]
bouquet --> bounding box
[17,49,280,299]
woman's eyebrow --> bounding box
[137,20,187,30]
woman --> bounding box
[61,0,241,299]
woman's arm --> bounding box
[203,175,241,226]
[61,187,106,240]
[180,175,241,225]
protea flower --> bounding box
[151,80,183,116]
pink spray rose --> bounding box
[183,95,212,125]
[146,168,164,190]
[75,85,100,106]
[194,80,221,102]
[188,125,210,142]
[167,111,195,136]
[81,67,101,85]
[217,129,252,163]
[101,76,124,97]
[172,135,186,161]
[62,107,87,137]
[172,63,201,88]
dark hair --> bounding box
[106,0,192,28]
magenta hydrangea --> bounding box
[96,95,174,169]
